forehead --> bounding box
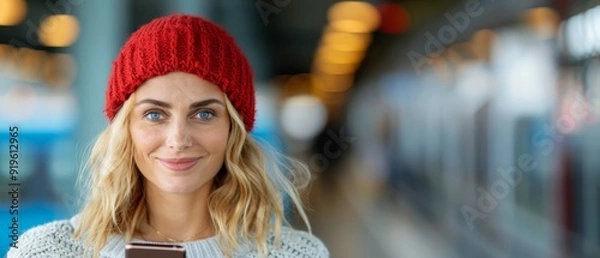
[135,72,224,101]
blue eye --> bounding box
[145,111,163,121]
[196,110,214,121]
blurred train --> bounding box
[347,0,600,257]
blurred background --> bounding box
[1,0,600,257]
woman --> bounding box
[8,14,328,258]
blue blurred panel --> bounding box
[0,82,79,256]
[252,87,286,152]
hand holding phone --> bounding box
[126,242,186,258]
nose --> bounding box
[166,119,192,151]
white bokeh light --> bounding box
[280,95,328,141]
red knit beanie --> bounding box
[104,14,255,131]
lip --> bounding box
[157,157,200,172]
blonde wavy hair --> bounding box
[73,91,312,257]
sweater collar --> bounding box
[69,214,225,258]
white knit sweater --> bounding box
[6,216,329,258]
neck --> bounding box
[142,180,215,242]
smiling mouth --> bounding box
[157,157,201,172]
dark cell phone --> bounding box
[126,242,186,258]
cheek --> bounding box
[202,130,229,156]
[130,125,162,158]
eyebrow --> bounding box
[135,98,225,109]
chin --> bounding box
[151,173,214,195]
[159,183,198,194]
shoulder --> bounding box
[7,218,86,258]
[270,227,329,258]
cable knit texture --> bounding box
[7,216,329,258]
[105,14,256,131]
